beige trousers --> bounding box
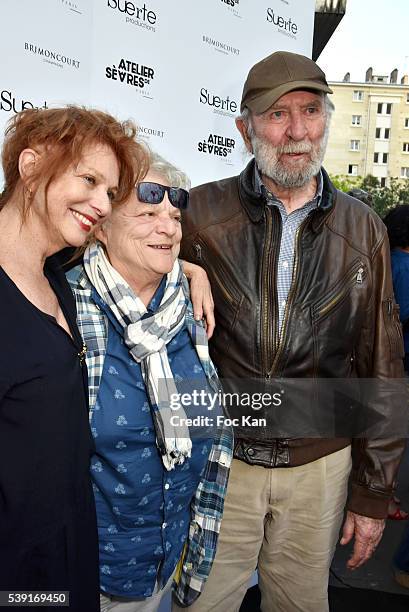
[173,446,351,612]
[100,573,173,612]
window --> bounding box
[353,90,364,101]
[401,167,409,178]
[352,115,362,126]
[350,140,360,151]
[381,177,387,187]
[348,164,358,176]
[403,143,409,152]
[407,93,409,103]
[377,102,393,114]
[376,127,390,139]
[373,152,388,165]
[405,118,409,128]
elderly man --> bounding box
[177,51,405,611]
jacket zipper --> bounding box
[261,207,281,378]
[269,217,308,376]
[314,263,365,320]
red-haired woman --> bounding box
[0,107,148,611]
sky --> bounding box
[318,0,409,83]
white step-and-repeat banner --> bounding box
[0,0,315,187]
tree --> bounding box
[329,174,409,218]
[360,175,379,191]
[330,174,360,192]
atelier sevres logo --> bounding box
[24,43,80,70]
[200,87,238,118]
[266,7,299,39]
[220,0,239,7]
[198,133,236,162]
[0,89,48,113]
[59,0,84,15]
[105,58,155,99]
[107,0,157,32]
[220,0,241,18]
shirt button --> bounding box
[282,261,289,269]
[162,522,167,530]
[164,483,170,490]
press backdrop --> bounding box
[0,0,315,187]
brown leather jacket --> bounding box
[181,159,405,519]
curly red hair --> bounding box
[0,106,149,212]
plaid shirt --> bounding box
[67,266,233,606]
[254,166,323,331]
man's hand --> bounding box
[181,260,215,339]
[340,510,385,570]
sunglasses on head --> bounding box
[136,182,189,210]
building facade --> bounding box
[324,69,409,186]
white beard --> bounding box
[250,124,329,189]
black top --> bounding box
[0,257,99,611]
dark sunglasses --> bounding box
[136,182,189,210]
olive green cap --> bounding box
[241,50,332,113]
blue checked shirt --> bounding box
[254,166,323,332]
[67,266,233,606]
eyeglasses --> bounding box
[136,182,189,210]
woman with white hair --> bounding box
[67,152,232,611]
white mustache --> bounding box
[277,142,312,155]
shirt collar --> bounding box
[254,162,323,209]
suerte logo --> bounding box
[107,0,157,31]
[198,133,236,158]
[24,43,80,70]
[202,35,240,56]
[266,9,298,37]
[1,89,48,113]
[200,88,238,116]
[105,58,154,89]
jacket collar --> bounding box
[238,158,336,229]
[310,167,336,233]
[238,158,265,223]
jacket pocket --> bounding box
[311,260,367,323]
[191,236,242,310]
[382,298,405,360]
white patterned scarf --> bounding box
[83,241,192,470]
